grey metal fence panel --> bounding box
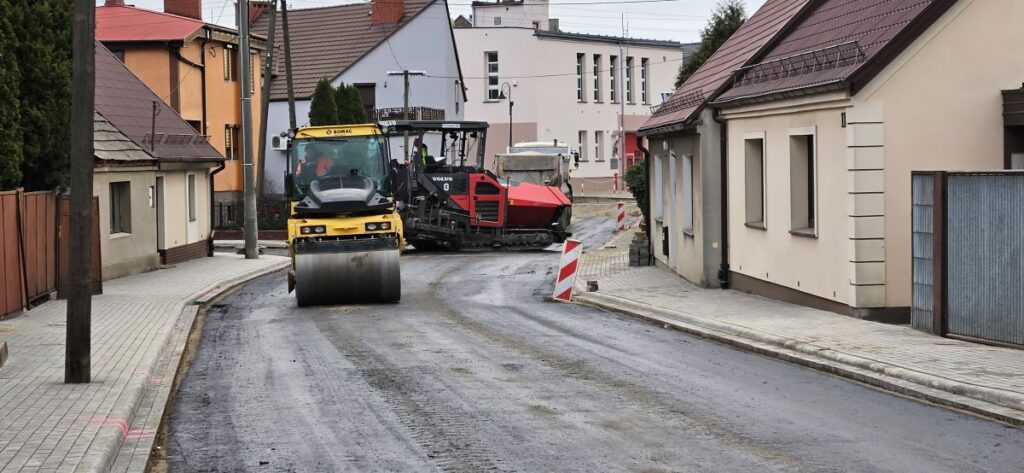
[946,174,1024,346]
[911,174,935,333]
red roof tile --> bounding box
[96,5,204,43]
[640,0,810,134]
[713,0,955,105]
[95,42,222,162]
[251,0,435,100]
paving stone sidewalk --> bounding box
[0,254,289,472]
[574,229,1024,426]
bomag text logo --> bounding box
[324,128,354,136]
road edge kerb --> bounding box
[80,258,290,473]
[576,291,1024,428]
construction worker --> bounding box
[412,137,428,165]
[297,143,334,178]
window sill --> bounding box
[744,222,766,231]
[110,232,133,240]
[484,100,501,103]
[683,229,694,237]
[189,218,197,223]
[789,227,818,239]
[654,217,663,224]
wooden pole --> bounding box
[281,0,297,131]
[66,0,95,384]
[239,0,259,259]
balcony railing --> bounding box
[368,107,446,122]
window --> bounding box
[744,136,765,228]
[187,174,197,222]
[109,181,132,234]
[576,53,586,102]
[653,153,663,220]
[578,130,588,161]
[485,52,500,101]
[355,83,377,112]
[682,154,694,234]
[609,56,618,103]
[790,132,816,234]
[594,131,604,161]
[186,120,202,133]
[592,54,602,102]
[494,16,501,25]
[626,57,634,104]
[224,125,240,160]
[1012,153,1024,169]
[223,45,237,82]
[249,53,255,94]
[641,58,650,104]
[111,50,126,62]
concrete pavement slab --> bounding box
[0,254,288,472]
[574,229,1024,427]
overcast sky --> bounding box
[97,0,767,43]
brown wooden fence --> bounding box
[0,190,101,320]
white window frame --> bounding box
[609,55,618,103]
[485,52,500,101]
[109,181,132,235]
[592,54,602,103]
[653,151,664,221]
[788,126,817,236]
[641,58,649,104]
[576,53,586,103]
[578,130,588,161]
[743,131,767,229]
[682,153,694,235]
[594,131,604,162]
[626,56,634,104]
[187,174,197,222]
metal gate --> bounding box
[912,171,1024,347]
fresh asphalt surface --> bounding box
[168,216,1024,472]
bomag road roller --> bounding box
[284,124,402,306]
[383,120,572,251]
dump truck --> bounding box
[284,124,402,305]
[383,121,572,251]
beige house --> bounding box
[95,43,224,280]
[711,0,1024,319]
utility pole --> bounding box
[239,0,258,259]
[281,0,297,131]
[618,15,627,193]
[66,0,95,384]
[386,70,425,161]
[256,0,278,198]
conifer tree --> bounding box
[309,79,339,126]
[344,85,368,124]
[675,0,746,88]
[16,0,72,190]
[334,82,355,125]
[0,0,23,189]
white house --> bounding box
[455,0,692,193]
[252,0,466,194]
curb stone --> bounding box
[82,258,290,473]
[576,291,1024,428]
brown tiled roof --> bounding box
[640,0,810,134]
[95,42,223,162]
[713,0,956,105]
[252,0,435,101]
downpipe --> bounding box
[713,110,730,289]
[636,136,653,266]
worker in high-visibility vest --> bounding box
[412,137,428,166]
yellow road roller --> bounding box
[284,124,403,305]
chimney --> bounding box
[104,0,126,6]
[249,0,273,24]
[548,18,559,32]
[371,0,404,26]
[164,0,203,21]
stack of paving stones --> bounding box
[628,232,651,267]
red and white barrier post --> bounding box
[615,201,626,232]
[553,239,583,302]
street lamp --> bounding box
[498,82,513,150]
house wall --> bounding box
[263,0,464,193]
[159,168,212,251]
[854,0,1024,308]
[93,168,160,280]
[649,132,700,280]
[724,93,852,307]
[115,35,261,199]
[472,0,550,29]
[456,26,682,191]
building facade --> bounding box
[640,0,808,287]
[456,0,690,193]
[253,0,466,195]
[97,0,265,205]
[713,0,1024,319]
